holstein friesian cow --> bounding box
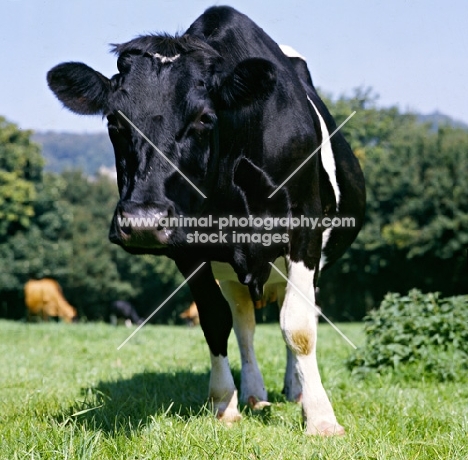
[24,278,77,323]
[47,6,365,435]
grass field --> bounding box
[0,320,467,459]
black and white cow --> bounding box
[109,300,144,326]
[47,6,365,435]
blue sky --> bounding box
[2,0,467,132]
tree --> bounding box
[0,118,67,318]
[0,117,43,238]
[318,89,468,320]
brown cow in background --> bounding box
[24,279,77,323]
[179,301,200,327]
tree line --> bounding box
[1,89,467,321]
[0,120,188,321]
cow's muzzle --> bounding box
[109,201,174,248]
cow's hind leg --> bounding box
[283,347,302,402]
[175,260,241,423]
[272,283,303,402]
[280,258,344,436]
[219,280,269,409]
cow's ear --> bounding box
[217,58,276,108]
[47,62,110,115]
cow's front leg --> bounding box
[175,259,241,423]
[219,280,269,409]
[280,258,344,435]
[208,352,241,423]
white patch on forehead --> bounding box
[152,53,180,63]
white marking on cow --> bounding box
[281,42,340,209]
[152,53,180,63]
[269,262,356,349]
[219,281,268,405]
[319,227,332,271]
[209,353,241,422]
[278,46,339,270]
[279,258,344,435]
[268,111,355,199]
[308,97,341,210]
[271,43,354,201]
[279,44,306,61]
[211,258,287,284]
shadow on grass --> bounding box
[57,368,288,435]
[59,370,209,435]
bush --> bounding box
[347,289,468,381]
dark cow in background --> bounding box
[25,279,77,323]
[109,300,144,327]
[47,6,365,435]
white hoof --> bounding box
[211,390,242,425]
[306,421,346,436]
[247,396,271,410]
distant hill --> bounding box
[417,111,468,131]
[32,110,468,176]
[32,131,114,175]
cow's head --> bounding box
[47,34,277,251]
[60,301,78,323]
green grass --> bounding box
[0,320,466,459]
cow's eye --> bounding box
[199,113,211,125]
[197,111,216,128]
